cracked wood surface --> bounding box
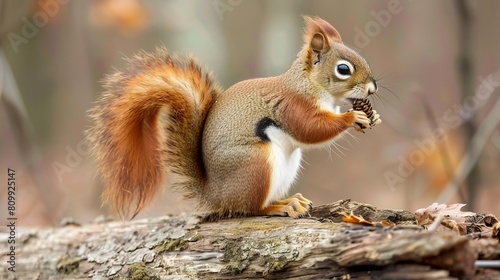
[1,199,499,279]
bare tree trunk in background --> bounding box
[0,51,55,224]
[457,0,479,211]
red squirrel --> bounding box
[87,16,381,219]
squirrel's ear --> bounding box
[303,16,342,54]
[310,33,326,54]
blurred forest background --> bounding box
[1,0,500,227]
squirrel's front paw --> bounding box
[371,110,382,127]
[351,110,371,133]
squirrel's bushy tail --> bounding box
[87,47,221,218]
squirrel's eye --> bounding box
[334,60,354,80]
[337,64,350,75]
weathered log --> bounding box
[1,199,499,279]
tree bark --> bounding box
[1,200,499,279]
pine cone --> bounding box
[352,98,377,127]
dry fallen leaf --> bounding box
[415,203,475,225]
[340,211,394,227]
[415,203,499,238]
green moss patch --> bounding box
[56,253,80,274]
[127,262,159,280]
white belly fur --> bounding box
[264,126,302,207]
[261,93,348,206]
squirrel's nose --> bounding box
[367,80,378,95]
